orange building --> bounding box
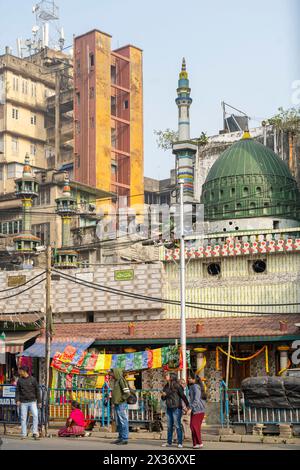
[74,29,144,207]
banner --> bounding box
[51,345,190,375]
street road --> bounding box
[1,436,300,450]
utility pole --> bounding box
[55,70,61,168]
[44,245,52,435]
[179,180,187,381]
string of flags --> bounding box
[51,344,191,375]
[164,238,300,260]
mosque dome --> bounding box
[201,134,300,223]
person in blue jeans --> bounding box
[16,366,41,440]
[161,373,189,448]
[110,368,130,445]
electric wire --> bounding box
[0,270,46,293]
[52,268,300,314]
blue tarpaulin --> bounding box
[20,338,95,358]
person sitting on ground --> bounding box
[58,401,85,437]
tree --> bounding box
[267,107,300,135]
[154,129,208,150]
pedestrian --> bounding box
[16,365,41,440]
[58,401,85,438]
[161,372,189,448]
[179,378,189,441]
[109,368,130,445]
[188,372,206,449]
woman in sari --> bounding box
[58,401,85,437]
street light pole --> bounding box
[44,245,52,436]
[179,180,187,381]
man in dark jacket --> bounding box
[16,366,41,439]
[161,372,189,448]
[110,368,130,445]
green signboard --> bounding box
[114,269,134,281]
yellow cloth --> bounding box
[96,375,105,388]
[152,348,162,369]
[95,354,105,372]
[104,354,112,371]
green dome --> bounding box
[201,137,300,221]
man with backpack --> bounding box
[110,368,131,445]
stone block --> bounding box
[203,434,220,442]
[219,427,233,435]
[241,435,263,444]
[220,434,242,443]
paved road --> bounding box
[1,436,300,451]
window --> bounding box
[89,87,94,99]
[75,121,80,134]
[111,65,116,84]
[31,83,37,97]
[0,220,22,235]
[207,263,221,276]
[32,223,50,245]
[0,166,3,180]
[231,188,235,196]
[90,116,94,128]
[13,76,19,92]
[12,108,19,119]
[87,312,94,323]
[76,92,80,105]
[124,100,129,110]
[90,54,95,68]
[22,80,28,94]
[30,144,37,156]
[31,115,37,125]
[252,260,267,274]
[273,220,279,229]
[11,138,19,155]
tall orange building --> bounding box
[74,29,144,207]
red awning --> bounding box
[2,331,40,354]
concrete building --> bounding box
[0,50,56,192]
[74,30,144,207]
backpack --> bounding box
[126,388,137,405]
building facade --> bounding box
[74,30,144,207]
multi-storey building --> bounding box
[0,51,56,193]
[74,30,144,207]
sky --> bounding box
[0,0,299,179]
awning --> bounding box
[21,337,95,358]
[2,331,40,354]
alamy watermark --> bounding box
[95,198,206,242]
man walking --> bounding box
[110,368,130,445]
[16,366,41,440]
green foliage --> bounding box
[154,129,208,150]
[267,107,300,134]
[154,129,178,150]
[194,131,209,146]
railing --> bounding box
[0,384,48,433]
[0,385,163,433]
[220,380,300,426]
[48,384,111,427]
[128,389,162,426]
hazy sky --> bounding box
[0,0,299,179]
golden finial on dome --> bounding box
[242,127,251,139]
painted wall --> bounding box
[163,252,300,318]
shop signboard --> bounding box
[7,275,26,288]
[114,269,134,281]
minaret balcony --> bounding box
[15,179,39,199]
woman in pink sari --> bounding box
[58,401,85,437]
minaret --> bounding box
[173,58,197,203]
[14,154,40,255]
[54,175,78,268]
[176,58,192,141]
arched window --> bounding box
[249,202,256,215]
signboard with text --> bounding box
[114,270,134,281]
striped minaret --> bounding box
[173,59,197,203]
